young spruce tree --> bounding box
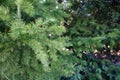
[0,0,78,80]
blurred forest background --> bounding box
[0,0,120,80]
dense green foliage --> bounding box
[62,0,120,80]
[0,0,120,80]
[61,0,120,80]
[0,0,78,79]
[65,0,120,53]
[62,53,120,80]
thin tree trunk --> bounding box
[17,5,21,20]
